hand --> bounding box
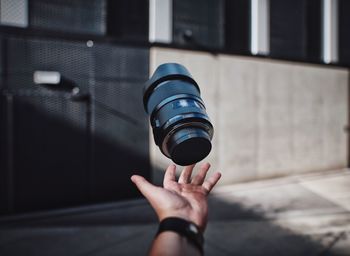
[131,163,221,231]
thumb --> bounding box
[131,175,159,201]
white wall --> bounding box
[150,47,349,185]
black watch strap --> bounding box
[157,217,204,254]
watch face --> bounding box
[188,223,199,234]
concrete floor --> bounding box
[0,169,349,255]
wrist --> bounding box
[159,212,207,232]
[156,217,204,255]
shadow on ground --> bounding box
[0,190,348,256]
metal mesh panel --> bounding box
[0,35,150,213]
[93,43,149,127]
[93,105,149,200]
[173,0,224,49]
[224,0,251,54]
[94,80,146,120]
[339,0,350,66]
[11,93,89,212]
[93,87,148,158]
[0,94,8,213]
[269,0,321,62]
[0,37,3,82]
[94,44,149,81]
[107,0,149,41]
[29,0,106,35]
[91,44,150,201]
[6,36,93,93]
[270,0,306,59]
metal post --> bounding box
[322,0,339,64]
[149,0,173,44]
[251,0,270,55]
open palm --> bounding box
[131,163,221,231]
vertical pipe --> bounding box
[322,0,338,63]
[149,0,173,44]
[347,71,350,168]
[251,0,270,55]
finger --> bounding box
[178,164,195,184]
[163,164,176,187]
[131,175,159,201]
[191,162,211,185]
[202,172,222,193]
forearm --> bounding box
[149,231,202,256]
[131,163,221,256]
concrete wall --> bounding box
[149,47,349,185]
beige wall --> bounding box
[149,47,349,185]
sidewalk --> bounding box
[0,169,349,255]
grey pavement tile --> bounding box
[90,225,157,256]
[205,220,327,256]
[326,232,350,256]
[204,240,233,256]
[274,212,350,235]
[300,173,350,211]
[210,182,343,220]
[0,225,152,256]
[0,200,157,228]
[295,170,350,183]
[334,197,350,212]
[26,203,156,227]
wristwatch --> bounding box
[157,217,204,254]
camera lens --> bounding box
[143,63,213,166]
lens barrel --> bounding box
[143,63,213,166]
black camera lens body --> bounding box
[143,63,213,166]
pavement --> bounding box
[0,169,349,255]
